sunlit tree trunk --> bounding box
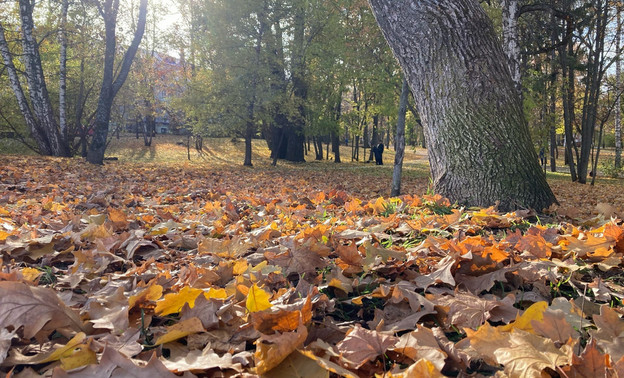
[87,0,148,164]
[501,0,522,93]
[391,77,408,197]
[368,0,556,211]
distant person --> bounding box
[539,147,545,167]
[374,141,384,165]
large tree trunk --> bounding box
[368,0,556,211]
[391,77,409,197]
[87,0,147,164]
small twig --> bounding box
[578,283,588,355]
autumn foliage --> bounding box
[1,155,624,377]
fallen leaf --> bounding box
[0,281,84,340]
[336,324,399,369]
[493,330,571,378]
[154,317,205,345]
[246,284,272,313]
[254,321,308,374]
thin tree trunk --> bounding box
[368,0,556,211]
[87,0,148,164]
[59,0,69,144]
[616,2,622,169]
[391,77,408,197]
[501,0,522,94]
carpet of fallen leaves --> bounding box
[1,155,624,377]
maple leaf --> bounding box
[0,281,84,340]
[531,308,579,345]
[154,286,203,316]
[493,330,572,378]
[435,291,500,330]
[246,284,273,312]
[335,324,399,369]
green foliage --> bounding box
[601,158,623,178]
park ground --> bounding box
[95,135,624,220]
[1,135,624,376]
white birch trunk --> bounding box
[501,0,522,93]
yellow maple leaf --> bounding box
[129,284,163,309]
[154,286,203,316]
[204,287,228,299]
[154,317,205,345]
[246,284,272,313]
[500,301,548,333]
[21,267,42,283]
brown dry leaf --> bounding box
[0,281,84,340]
[51,346,181,378]
[335,324,399,369]
[561,339,608,378]
[0,329,17,365]
[531,308,579,345]
[179,295,222,330]
[413,255,457,289]
[254,321,308,374]
[298,349,358,378]
[399,358,445,378]
[493,330,571,378]
[590,305,624,362]
[464,322,512,365]
[389,325,447,371]
[435,291,499,330]
[160,345,242,373]
[262,350,328,378]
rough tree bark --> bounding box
[368,0,556,211]
[87,0,148,164]
[391,77,408,197]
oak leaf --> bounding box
[0,281,84,340]
[589,305,624,362]
[254,321,308,374]
[160,345,242,373]
[389,325,447,371]
[51,346,180,378]
[153,317,205,345]
[262,350,328,378]
[561,339,608,378]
